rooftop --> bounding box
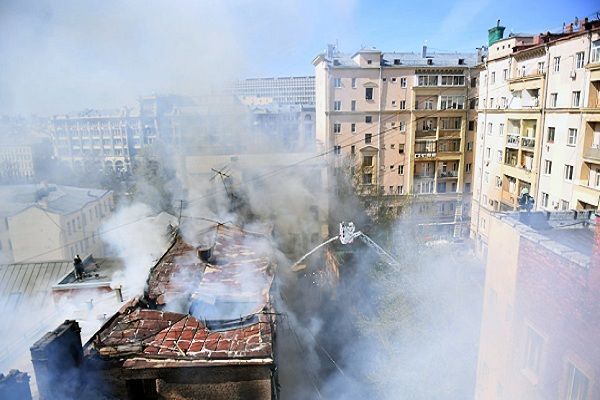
[52,256,125,291]
[315,48,477,68]
[0,184,110,218]
[501,211,596,267]
[87,224,276,367]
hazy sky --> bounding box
[0,0,596,115]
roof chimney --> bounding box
[422,45,427,58]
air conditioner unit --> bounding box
[570,70,576,79]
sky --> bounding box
[0,0,596,115]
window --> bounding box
[365,115,372,123]
[575,52,585,69]
[550,93,558,107]
[334,77,342,88]
[400,77,407,87]
[417,75,438,86]
[440,75,465,86]
[398,144,405,154]
[553,56,560,72]
[471,76,477,88]
[467,141,473,151]
[523,326,543,375]
[333,145,341,155]
[399,121,406,132]
[566,364,590,400]
[440,95,465,109]
[491,71,495,84]
[399,100,406,109]
[465,163,472,173]
[391,77,397,83]
[367,59,372,65]
[499,123,504,136]
[351,78,357,88]
[487,122,493,135]
[468,120,475,131]
[497,150,502,162]
[350,145,355,155]
[399,165,404,175]
[503,69,508,80]
[544,160,552,175]
[485,147,491,159]
[363,155,373,166]
[561,199,570,210]
[490,98,495,108]
[424,100,433,110]
[365,133,372,144]
[484,171,489,183]
[564,164,574,181]
[572,91,581,107]
[334,101,341,111]
[363,173,373,184]
[541,192,549,207]
[547,127,555,143]
[351,100,356,111]
[351,123,356,133]
[568,128,578,146]
[537,61,545,74]
[333,123,341,133]
[365,87,373,100]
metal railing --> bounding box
[521,137,535,148]
[507,133,520,148]
[438,170,459,178]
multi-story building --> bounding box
[0,135,52,183]
[50,95,192,172]
[471,18,600,256]
[0,184,113,263]
[232,76,315,106]
[475,210,600,400]
[313,46,481,238]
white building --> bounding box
[0,184,114,263]
[471,17,600,256]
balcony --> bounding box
[506,134,520,149]
[508,71,544,91]
[438,170,459,179]
[521,137,535,149]
[416,130,436,139]
[583,146,600,162]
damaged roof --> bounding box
[88,224,276,367]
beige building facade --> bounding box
[0,184,114,263]
[471,18,600,256]
[313,46,480,238]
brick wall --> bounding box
[510,235,600,399]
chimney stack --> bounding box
[422,45,427,58]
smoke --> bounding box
[0,0,359,115]
[101,202,176,298]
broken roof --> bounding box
[88,224,276,367]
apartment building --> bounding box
[0,135,52,183]
[313,46,480,238]
[475,211,599,400]
[232,76,315,106]
[471,18,600,255]
[50,95,191,172]
[0,184,113,263]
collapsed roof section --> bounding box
[87,224,277,367]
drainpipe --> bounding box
[534,44,551,205]
[475,59,490,249]
[377,58,384,193]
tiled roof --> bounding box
[88,224,276,366]
[146,225,274,320]
[95,309,272,362]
